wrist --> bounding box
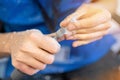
[3,32,16,54]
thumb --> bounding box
[60,6,86,28]
[47,33,56,37]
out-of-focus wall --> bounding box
[113,0,120,24]
[116,0,120,16]
[92,0,117,14]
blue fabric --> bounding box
[0,0,116,78]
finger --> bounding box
[30,32,61,54]
[47,33,56,37]
[12,61,38,75]
[21,46,55,64]
[71,30,108,40]
[60,7,87,28]
[39,36,60,53]
[15,52,46,70]
[19,42,55,64]
[67,11,111,30]
[73,22,111,34]
[72,36,103,47]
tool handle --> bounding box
[11,69,29,80]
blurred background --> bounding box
[0,0,120,80]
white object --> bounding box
[54,27,71,39]
[55,46,70,62]
[116,0,120,16]
[109,20,120,54]
[71,16,78,22]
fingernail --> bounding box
[67,36,74,40]
[60,21,66,27]
[71,16,77,22]
[72,31,76,35]
[65,34,71,40]
[73,43,78,47]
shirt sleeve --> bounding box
[0,0,44,25]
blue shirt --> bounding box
[0,0,115,78]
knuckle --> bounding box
[29,31,37,39]
[90,34,95,38]
[85,41,91,45]
[81,41,90,45]
[26,70,36,75]
[20,43,28,51]
[105,11,111,19]
[20,67,27,73]
[106,22,111,28]
[81,19,91,28]
[92,32,99,38]
[23,69,34,75]
[20,41,34,52]
[74,35,78,39]
[104,31,108,35]
[102,10,111,22]
[16,57,22,62]
[20,66,36,75]
[98,32,104,37]
[27,72,34,75]
[79,35,87,40]
[35,63,46,70]
[75,22,81,29]
[82,36,87,39]
[15,53,24,62]
[28,30,43,40]
[92,27,97,32]
[52,45,60,54]
[54,47,60,53]
[67,14,73,20]
[12,59,37,75]
[87,20,93,27]
[99,31,105,36]
[81,29,87,33]
[12,61,19,68]
[40,64,46,70]
[80,20,89,28]
[47,55,55,64]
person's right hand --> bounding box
[9,29,60,75]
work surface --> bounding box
[67,52,120,80]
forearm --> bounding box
[0,33,13,57]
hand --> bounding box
[9,29,60,75]
[60,3,111,47]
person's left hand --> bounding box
[60,3,111,47]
